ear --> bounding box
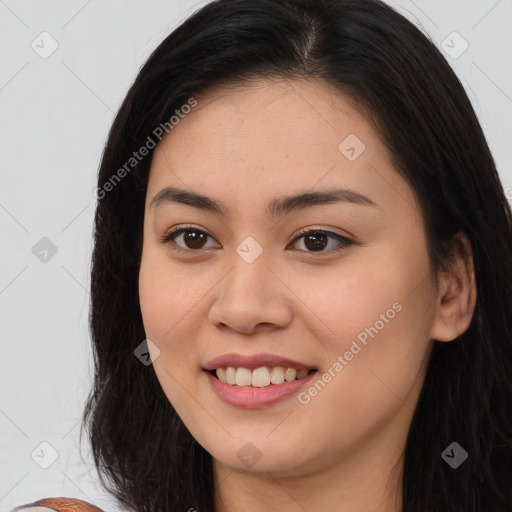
[430,231,477,342]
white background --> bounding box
[1,1,511,511]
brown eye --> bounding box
[159,226,219,252]
[303,232,329,251]
[289,229,354,253]
[180,230,208,249]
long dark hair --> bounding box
[81,0,512,510]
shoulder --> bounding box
[13,497,105,512]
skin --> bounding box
[138,78,476,512]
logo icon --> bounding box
[236,236,263,264]
[338,134,366,161]
[441,441,468,469]
[441,32,469,59]
[31,32,59,59]
[134,339,161,365]
[32,237,58,263]
[237,442,263,468]
[31,441,59,469]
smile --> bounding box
[211,366,315,387]
[204,368,318,409]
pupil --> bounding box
[305,233,327,251]
[184,231,206,249]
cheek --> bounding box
[297,246,435,397]
[138,251,213,396]
[138,250,209,340]
[138,259,197,414]
[139,260,169,341]
[292,255,405,353]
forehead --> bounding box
[159,78,369,154]
[146,77,421,221]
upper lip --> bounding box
[203,353,316,371]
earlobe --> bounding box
[430,232,477,343]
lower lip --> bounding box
[204,370,317,409]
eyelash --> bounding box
[158,224,355,255]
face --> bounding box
[138,78,440,478]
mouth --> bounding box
[207,367,317,388]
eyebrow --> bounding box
[150,186,377,217]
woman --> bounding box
[15,0,512,510]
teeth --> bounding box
[296,369,309,379]
[225,367,236,385]
[285,368,297,382]
[252,367,270,387]
[270,366,284,384]
[235,367,252,386]
[215,366,313,387]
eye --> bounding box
[159,225,355,254]
[159,224,219,252]
[289,227,355,253]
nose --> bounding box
[207,254,293,335]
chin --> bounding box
[210,441,312,477]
